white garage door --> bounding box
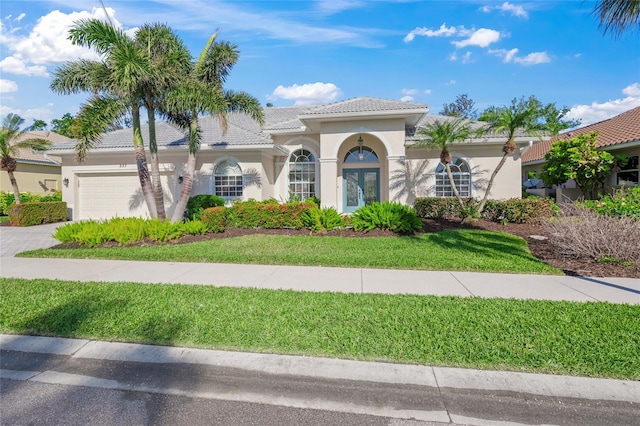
[77,173,171,220]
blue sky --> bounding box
[1,0,639,128]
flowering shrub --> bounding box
[581,187,640,220]
[226,200,313,229]
[200,206,227,233]
[351,202,422,234]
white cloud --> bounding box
[423,89,432,95]
[404,23,457,42]
[400,96,414,102]
[461,51,473,64]
[0,78,18,93]
[489,48,550,65]
[0,56,49,76]
[401,88,418,95]
[452,28,500,48]
[514,51,551,65]
[270,82,342,105]
[0,7,124,77]
[15,13,26,22]
[449,52,457,61]
[316,0,364,15]
[623,82,640,97]
[445,80,456,86]
[481,2,528,18]
[566,83,640,125]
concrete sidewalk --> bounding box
[2,256,640,304]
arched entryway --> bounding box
[339,134,387,213]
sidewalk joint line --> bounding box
[360,269,364,293]
[450,272,475,296]
[550,276,600,302]
[431,367,452,424]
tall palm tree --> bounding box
[413,118,474,207]
[0,114,51,204]
[50,19,159,218]
[134,23,191,220]
[477,97,543,213]
[164,33,264,223]
[594,0,640,38]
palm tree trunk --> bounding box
[170,151,196,223]
[478,151,510,213]
[445,163,465,207]
[8,170,21,205]
[146,107,166,220]
[132,105,157,218]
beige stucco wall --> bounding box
[0,163,61,195]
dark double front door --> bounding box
[343,168,379,213]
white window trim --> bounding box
[287,147,319,201]
[212,157,244,201]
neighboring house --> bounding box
[0,131,71,195]
[48,97,537,221]
[522,106,640,199]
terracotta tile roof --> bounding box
[522,106,640,163]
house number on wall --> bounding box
[119,164,127,168]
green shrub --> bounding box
[201,206,228,233]
[582,187,640,220]
[184,194,226,220]
[73,221,111,248]
[8,201,67,226]
[182,219,210,235]
[302,207,345,232]
[351,202,422,234]
[482,198,557,224]
[145,219,184,243]
[413,197,476,220]
[53,221,91,244]
[227,200,312,229]
[108,217,146,244]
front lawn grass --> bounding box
[21,229,560,274]
[2,278,638,379]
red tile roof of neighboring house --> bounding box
[522,106,640,164]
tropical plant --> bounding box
[0,114,51,204]
[540,132,621,200]
[163,32,264,223]
[593,0,640,38]
[351,201,422,234]
[413,118,474,208]
[477,96,546,213]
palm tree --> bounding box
[477,97,543,213]
[134,23,191,220]
[0,114,51,204]
[164,33,264,223]
[50,19,159,218]
[593,0,640,38]
[413,118,474,207]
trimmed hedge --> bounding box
[201,206,228,233]
[8,201,67,227]
[1,191,62,215]
[414,197,557,224]
[226,200,314,229]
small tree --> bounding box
[440,94,478,120]
[540,132,618,200]
[0,114,51,204]
[50,113,75,137]
[31,119,48,131]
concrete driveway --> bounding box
[0,221,68,257]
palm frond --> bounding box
[594,0,640,37]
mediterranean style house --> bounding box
[522,106,640,200]
[49,97,536,220]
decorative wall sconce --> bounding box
[357,135,364,161]
[178,176,184,184]
[63,178,69,187]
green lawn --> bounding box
[21,229,561,274]
[2,278,638,379]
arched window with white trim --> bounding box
[288,149,316,201]
[435,157,471,197]
[214,159,243,198]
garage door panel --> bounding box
[77,173,171,220]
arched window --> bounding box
[214,159,243,198]
[344,146,378,163]
[288,149,316,201]
[435,157,471,197]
